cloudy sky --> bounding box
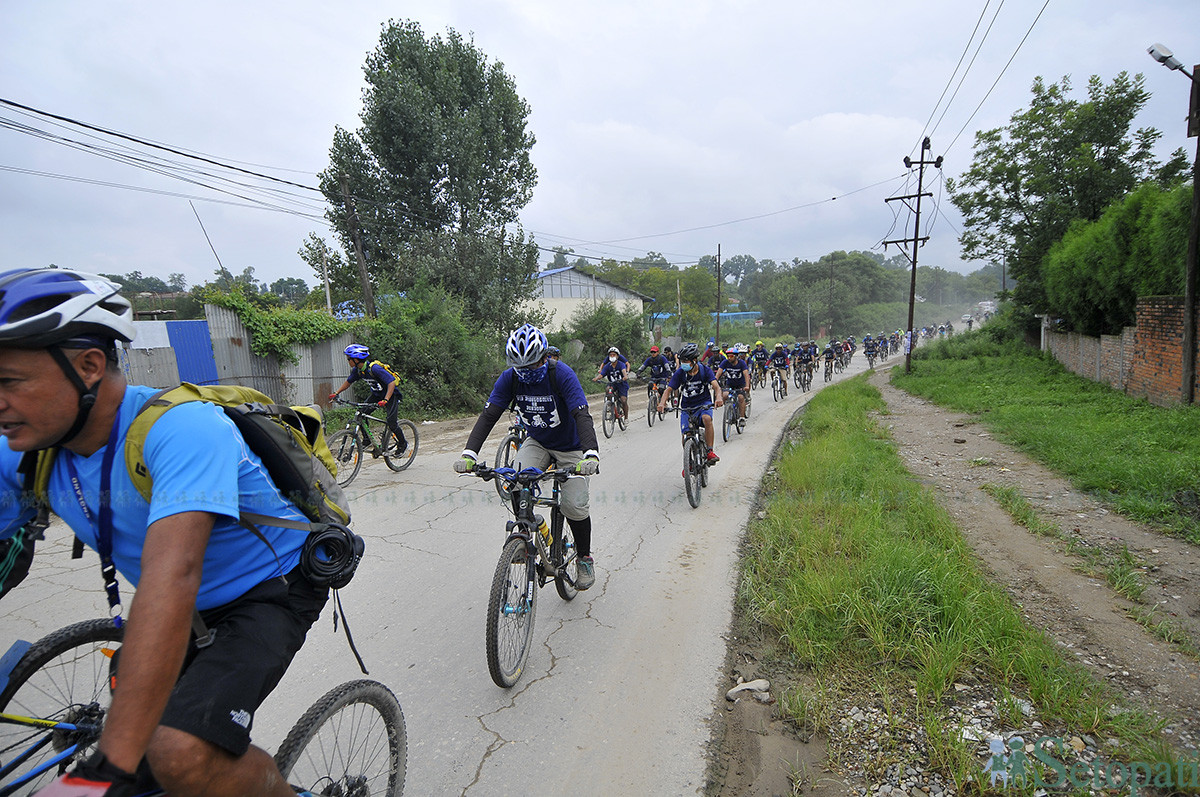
[2,1,1197,290]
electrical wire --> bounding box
[926,0,1006,143]
[913,0,994,155]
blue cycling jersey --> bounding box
[668,363,717,410]
[486,362,590,451]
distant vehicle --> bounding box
[961,314,972,321]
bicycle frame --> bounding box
[0,712,104,796]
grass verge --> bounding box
[740,375,1167,790]
[891,336,1200,542]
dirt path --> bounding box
[870,368,1200,750]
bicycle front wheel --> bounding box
[646,391,656,427]
[328,429,362,487]
[602,401,615,439]
[722,402,733,442]
[486,538,538,688]
[493,433,521,500]
[275,679,406,797]
[0,619,123,793]
[382,420,418,472]
[683,438,701,508]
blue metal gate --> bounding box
[165,320,219,385]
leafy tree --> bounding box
[948,72,1189,315]
[312,19,539,331]
[167,273,187,292]
[270,277,311,306]
[101,270,169,293]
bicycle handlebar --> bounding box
[468,464,578,485]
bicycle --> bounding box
[680,404,715,508]
[466,464,581,688]
[750,362,766,391]
[492,410,528,500]
[834,354,845,374]
[770,369,787,401]
[0,619,406,796]
[599,382,627,439]
[824,358,834,383]
[799,361,813,392]
[645,380,666,427]
[327,399,419,487]
[721,388,747,442]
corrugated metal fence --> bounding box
[118,305,353,406]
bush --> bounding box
[361,283,502,416]
[912,303,1028,361]
[558,300,645,371]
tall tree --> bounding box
[312,19,539,331]
[948,72,1189,314]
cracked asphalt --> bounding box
[0,354,877,796]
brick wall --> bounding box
[1043,297,1200,406]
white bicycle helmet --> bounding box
[505,323,547,368]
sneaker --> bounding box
[370,447,382,459]
[737,418,746,431]
[707,451,719,464]
[575,556,596,590]
[395,441,408,456]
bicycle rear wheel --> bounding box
[275,679,406,797]
[602,401,615,439]
[0,619,123,793]
[493,433,521,500]
[327,429,362,487]
[683,438,701,508]
[381,420,418,472]
[485,538,538,688]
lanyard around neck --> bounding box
[63,414,125,627]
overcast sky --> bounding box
[2,1,1197,290]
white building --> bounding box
[528,266,652,332]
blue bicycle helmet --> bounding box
[0,268,134,348]
[505,323,547,368]
[344,344,370,360]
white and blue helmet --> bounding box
[505,323,547,368]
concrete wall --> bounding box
[1043,296,1200,406]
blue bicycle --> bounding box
[0,619,406,796]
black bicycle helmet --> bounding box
[678,342,699,360]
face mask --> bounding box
[515,363,548,384]
[681,362,694,372]
[608,356,617,362]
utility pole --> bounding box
[715,244,722,351]
[884,137,943,374]
[339,174,377,319]
[320,250,333,314]
[677,279,683,339]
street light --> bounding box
[1147,42,1200,404]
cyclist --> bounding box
[657,343,723,466]
[863,334,877,366]
[823,343,836,377]
[715,347,750,428]
[635,345,672,407]
[768,343,790,394]
[748,341,769,385]
[661,345,678,370]
[547,345,562,363]
[454,324,600,590]
[0,269,329,797]
[594,346,630,421]
[795,340,815,381]
[329,344,409,455]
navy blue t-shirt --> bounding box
[668,363,717,410]
[486,362,590,451]
[719,357,750,389]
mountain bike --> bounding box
[770,369,787,401]
[799,361,813,392]
[681,404,715,508]
[834,353,846,374]
[328,399,419,486]
[750,362,766,391]
[721,388,747,442]
[866,349,876,368]
[792,361,803,390]
[824,358,834,383]
[645,379,666,427]
[466,465,581,688]
[599,381,627,439]
[492,410,528,500]
[0,619,406,796]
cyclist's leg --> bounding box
[147,570,327,796]
[385,396,407,448]
[544,447,592,559]
[512,436,552,473]
[701,410,715,451]
[618,381,629,418]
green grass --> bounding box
[893,337,1200,542]
[740,375,1166,786]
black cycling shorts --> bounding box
[157,567,328,755]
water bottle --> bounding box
[535,514,552,546]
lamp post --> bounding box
[1148,43,1200,404]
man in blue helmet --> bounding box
[329,343,408,454]
[0,269,328,796]
[453,323,601,590]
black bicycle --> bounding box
[824,358,834,383]
[467,464,582,688]
[645,379,667,427]
[599,381,627,439]
[722,388,748,442]
[0,619,406,796]
[681,404,715,508]
[328,399,419,486]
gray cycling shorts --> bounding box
[513,439,590,521]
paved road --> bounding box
[0,352,882,795]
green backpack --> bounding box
[26,383,351,536]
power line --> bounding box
[926,0,1006,142]
[913,0,994,154]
